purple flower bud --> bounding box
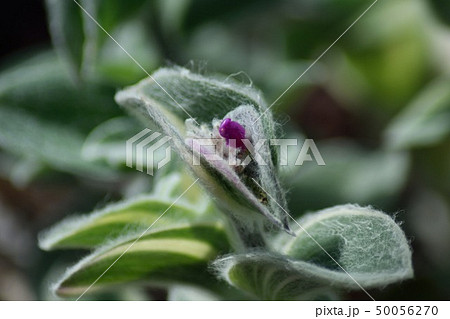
[219,118,246,148]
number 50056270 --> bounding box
[376,306,438,316]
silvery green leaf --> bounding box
[39,196,197,250]
[53,222,230,298]
[39,173,211,250]
[115,67,290,235]
[214,205,413,300]
[384,78,450,149]
[128,67,268,122]
[280,205,413,279]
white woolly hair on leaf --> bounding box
[51,221,224,297]
[147,66,267,120]
[38,191,198,251]
[115,66,292,235]
[213,205,413,300]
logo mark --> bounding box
[126,129,172,176]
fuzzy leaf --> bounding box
[133,66,268,123]
[214,205,413,300]
[39,173,211,250]
[115,67,290,234]
[53,222,230,298]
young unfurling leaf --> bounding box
[115,67,291,240]
[214,205,413,300]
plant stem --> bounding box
[227,215,267,250]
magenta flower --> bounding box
[219,118,246,148]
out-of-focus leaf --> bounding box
[45,0,150,79]
[283,0,372,59]
[384,79,450,150]
[429,0,450,25]
[53,222,230,297]
[167,285,220,301]
[182,0,272,32]
[115,67,291,235]
[215,205,413,300]
[186,23,314,101]
[45,0,85,79]
[283,141,409,215]
[0,106,116,179]
[94,0,148,33]
[39,173,212,250]
[413,140,450,196]
[0,52,123,178]
[84,0,154,83]
[0,52,121,133]
[408,188,450,269]
[95,20,160,85]
[81,117,143,168]
[343,0,430,108]
[81,117,172,172]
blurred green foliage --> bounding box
[0,0,449,300]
